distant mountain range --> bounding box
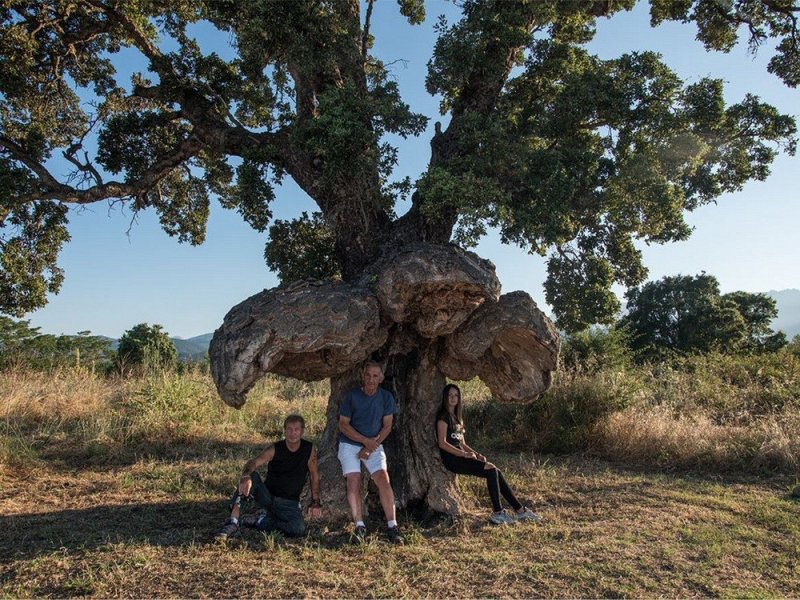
[766,289,800,339]
[95,289,800,361]
[169,333,215,361]
[100,332,214,361]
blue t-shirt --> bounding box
[339,387,397,446]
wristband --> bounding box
[311,498,321,508]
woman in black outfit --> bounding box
[436,383,541,524]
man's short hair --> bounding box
[284,414,305,429]
[362,360,384,374]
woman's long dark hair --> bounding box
[437,383,463,425]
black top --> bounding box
[265,439,313,501]
[436,414,465,457]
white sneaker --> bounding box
[489,510,515,525]
[514,507,542,522]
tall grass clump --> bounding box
[591,351,799,472]
[0,366,121,468]
[525,348,800,473]
[457,342,799,474]
[0,366,329,470]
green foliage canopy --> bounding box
[1,1,797,331]
[620,273,786,359]
[116,322,177,371]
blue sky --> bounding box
[26,1,799,339]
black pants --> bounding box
[229,472,305,537]
[441,454,522,513]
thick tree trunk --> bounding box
[316,343,463,522]
[209,244,559,521]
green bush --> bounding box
[561,326,633,372]
[529,368,644,453]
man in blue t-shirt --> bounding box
[338,361,402,544]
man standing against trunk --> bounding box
[338,361,402,544]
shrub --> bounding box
[116,323,177,374]
[561,326,632,372]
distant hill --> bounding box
[93,333,211,361]
[170,333,213,361]
[767,289,800,339]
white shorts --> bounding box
[338,441,388,475]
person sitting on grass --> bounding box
[435,383,541,525]
[216,413,322,539]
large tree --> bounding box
[1,0,797,515]
[621,273,787,359]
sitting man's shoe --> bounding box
[351,524,368,544]
[240,509,267,529]
[514,507,542,523]
[215,518,239,540]
[386,525,403,545]
[489,510,515,525]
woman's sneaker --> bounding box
[215,518,239,540]
[514,507,542,522]
[489,510,515,525]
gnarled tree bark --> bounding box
[210,244,559,519]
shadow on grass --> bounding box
[0,500,229,562]
[34,439,266,471]
[0,499,428,562]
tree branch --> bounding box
[0,135,66,191]
[2,131,203,204]
[362,0,375,59]
[395,2,540,242]
[84,0,178,79]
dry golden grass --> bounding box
[0,366,329,476]
[1,364,799,597]
[0,365,118,423]
[593,405,800,472]
[1,452,797,598]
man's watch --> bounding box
[310,498,321,507]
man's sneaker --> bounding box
[489,510,515,525]
[386,525,402,545]
[215,518,239,540]
[240,509,266,529]
[514,507,542,523]
[351,524,367,544]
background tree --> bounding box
[116,323,177,373]
[561,326,633,372]
[787,335,800,357]
[0,317,40,369]
[0,317,113,370]
[621,273,786,359]
[723,291,788,353]
[1,0,797,514]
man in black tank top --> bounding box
[216,414,321,539]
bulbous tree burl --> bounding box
[1,1,797,514]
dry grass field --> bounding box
[1,365,798,598]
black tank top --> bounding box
[265,439,313,501]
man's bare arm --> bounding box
[238,444,275,495]
[375,414,393,445]
[307,447,322,518]
[339,415,379,451]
